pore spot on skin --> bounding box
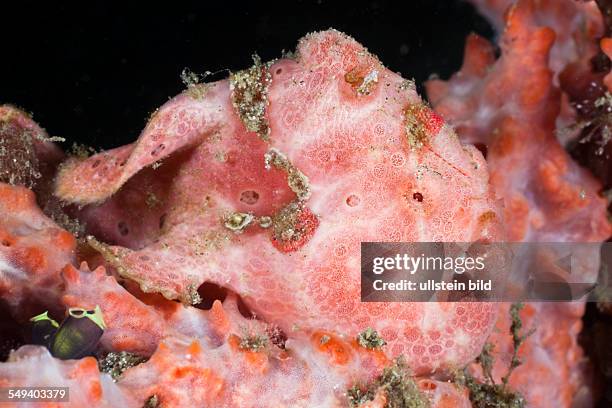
[118,221,129,236]
[240,190,260,205]
[151,144,166,156]
[346,194,360,207]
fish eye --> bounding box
[69,308,85,317]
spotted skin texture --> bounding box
[426,1,611,407]
[53,30,504,374]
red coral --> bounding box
[427,1,611,406]
[0,183,75,320]
[0,346,136,407]
[472,303,593,407]
[427,0,610,245]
